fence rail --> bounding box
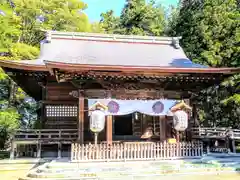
[71,141,203,162]
[191,127,240,139]
[13,129,78,141]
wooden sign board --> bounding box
[168,138,177,144]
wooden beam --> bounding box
[80,89,189,99]
[78,93,84,144]
[41,100,78,104]
[106,116,113,145]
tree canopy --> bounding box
[166,0,240,127]
[0,0,101,148]
[100,0,166,36]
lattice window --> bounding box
[45,105,78,117]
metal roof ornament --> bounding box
[172,37,181,49]
[89,101,108,111]
[45,31,52,42]
[170,100,192,112]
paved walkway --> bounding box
[2,155,240,180]
[0,158,41,180]
[24,156,240,180]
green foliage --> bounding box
[0,2,21,53]
[91,22,104,33]
[221,74,240,104]
[12,0,91,46]
[0,150,9,159]
[0,68,7,80]
[100,10,121,34]
[10,43,40,60]
[100,0,166,36]
[1,0,97,57]
[120,0,166,36]
[0,108,20,148]
[0,108,20,131]
[167,0,240,127]
[0,0,98,148]
[168,0,239,67]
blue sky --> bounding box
[84,0,179,22]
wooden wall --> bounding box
[41,80,173,142]
[42,81,78,130]
[45,82,77,101]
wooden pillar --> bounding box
[232,139,236,153]
[160,116,166,141]
[58,142,62,158]
[78,94,84,144]
[176,131,180,142]
[106,116,113,144]
[16,144,19,158]
[10,141,15,159]
[159,116,163,141]
[37,142,41,158]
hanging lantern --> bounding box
[173,110,188,131]
[89,110,106,133]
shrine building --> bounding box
[0,31,239,160]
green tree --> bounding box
[100,10,120,34]
[0,108,19,148]
[168,0,239,67]
[100,0,166,36]
[0,0,95,148]
[0,1,21,53]
[167,0,240,127]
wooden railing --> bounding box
[71,141,203,162]
[13,129,78,141]
[191,127,240,139]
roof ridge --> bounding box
[45,31,182,48]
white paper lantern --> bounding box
[90,110,106,133]
[173,110,188,131]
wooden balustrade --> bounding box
[191,127,240,139]
[13,129,78,142]
[71,141,203,162]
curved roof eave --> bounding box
[44,61,240,74]
[0,59,48,71]
[1,59,240,75]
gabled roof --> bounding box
[0,31,239,75]
[1,31,239,101]
[41,31,187,67]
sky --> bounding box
[83,0,179,22]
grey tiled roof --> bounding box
[40,38,189,67]
[1,31,207,68]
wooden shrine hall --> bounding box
[0,31,239,161]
